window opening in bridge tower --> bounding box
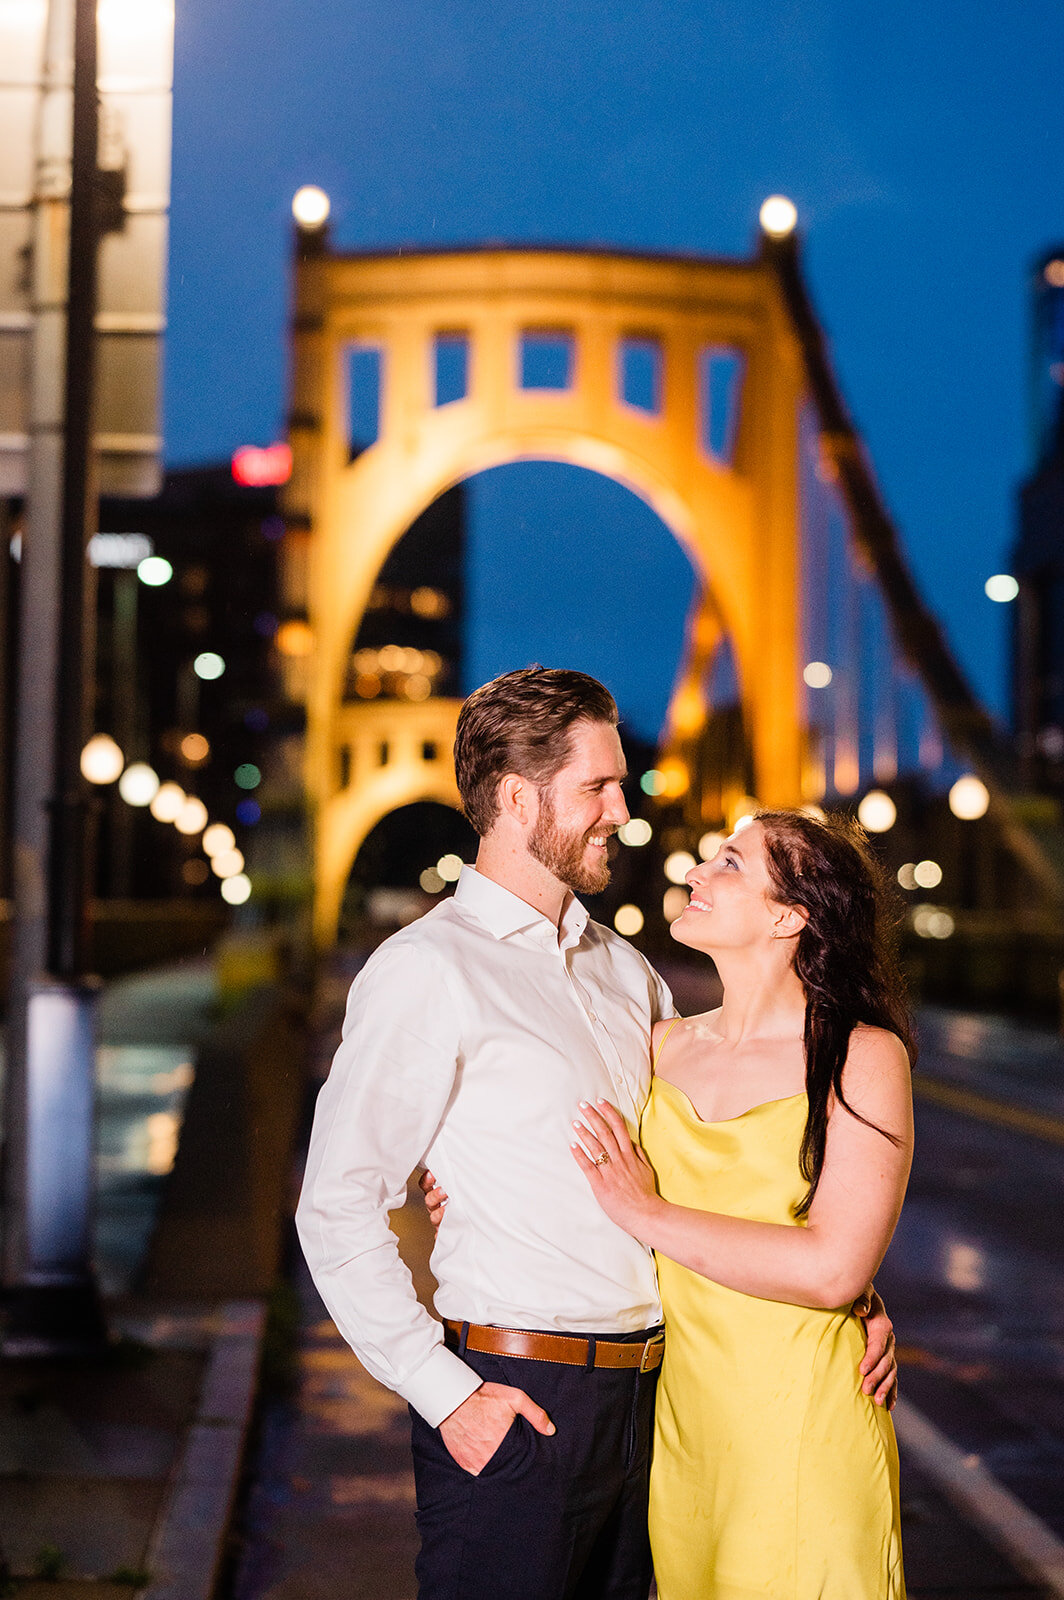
[620,336,663,414]
[339,744,352,789]
[434,332,469,406]
[346,343,382,458]
[699,347,745,464]
[519,329,574,391]
[422,740,438,762]
[377,741,390,767]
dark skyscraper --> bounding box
[1012,247,1064,790]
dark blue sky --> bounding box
[165,0,1064,733]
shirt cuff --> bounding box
[399,1339,484,1427]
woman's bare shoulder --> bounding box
[841,1024,913,1118]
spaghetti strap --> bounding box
[652,1017,682,1071]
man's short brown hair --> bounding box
[454,667,619,836]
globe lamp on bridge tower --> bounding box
[292,185,330,231]
[759,195,798,239]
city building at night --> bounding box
[1013,245,1064,794]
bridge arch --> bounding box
[283,247,808,943]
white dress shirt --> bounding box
[296,865,675,1427]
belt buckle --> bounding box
[639,1331,665,1373]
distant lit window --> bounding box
[89,532,153,568]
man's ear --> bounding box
[497,772,536,828]
[773,903,808,941]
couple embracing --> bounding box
[297,666,913,1600]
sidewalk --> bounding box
[0,956,308,1596]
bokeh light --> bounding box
[149,782,185,822]
[174,797,208,836]
[803,661,833,688]
[614,904,645,936]
[913,859,943,889]
[137,555,172,586]
[618,818,652,847]
[857,790,896,833]
[211,848,245,879]
[220,873,252,905]
[193,651,225,680]
[663,887,689,923]
[202,823,236,857]
[80,733,124,784]
[292,185,331,228]
[664,850,696,885]
[180,732,210,764]
[118,762,159,807]
[437,853,463,882]
[948,774,989,820]
[984,574,1019,603]
[759,195,798,237]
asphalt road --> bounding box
[225,968,1063,1598]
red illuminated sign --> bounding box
[231,442,292,487]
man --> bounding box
[296,667,896,1600]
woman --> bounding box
[572,809,913,1599]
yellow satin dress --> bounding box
[641,1032,904,1600]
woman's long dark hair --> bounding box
[755,810,916,1218]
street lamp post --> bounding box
[3,0,107,1353]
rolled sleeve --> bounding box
[295,940,481,1425]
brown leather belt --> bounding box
[444,1319,665,1373]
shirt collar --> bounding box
[454,864,589,951]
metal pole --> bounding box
[2,0,106,1352]
[48,0,97,979]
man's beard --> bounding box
[528,789,612,895]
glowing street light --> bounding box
[759,195,798,238]
[149,782,185,822]
[913,859,943,889]
[292,185,330,229]
[948,774,989,820]
[614,905,645,936]
[857,790,896,833]
[984,574,1019,603]
[618,819,652,847]
[80,733,124,785]
[202,823,236,858]
[137,554,172,587]
[664,850,696,885]
[211,848,245,879]
[193,651,225,681]
[118,762,160,807]
[663,887,689,923]
[174,796,208,836]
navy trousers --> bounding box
[409,1327,661,1600]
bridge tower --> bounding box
[280,239,812,944]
